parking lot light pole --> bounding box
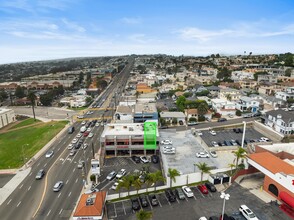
[220,192,230,220]
[241,121,246,148]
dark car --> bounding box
[218,118,227,122]
[131,198,140,211]
[165,189,176,202]
[75,142,82,149]
[151,155,159,163]
[131,156,140,163]
[224,140,232,146]
[208,217,219,220]
[35,169,45,180]
[238,128,243,133]
[175,188,185,200]
[139,195,149,207]
[205,182,216,192]
[218,141,225,147]
[244,139,249,145]
[159,126,168,129]
[149,194,159,206]
[233,128,239,133]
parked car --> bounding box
[175,188,185,200]
[159,125,168,129]
[116,169,126,179]
[106,171,117,180]
[233,128,239,133]
[35,169,45,180]
[69,149,76,156]
[111,182,120,190]
[187,121,198,126]
[218,141,225,146]
[231,139,238,146]
[82,143,88,150]
[71,138,78,144]
[131,198,140,211]
[205,182,216,192]
[163,148,176,154]
[83,132,89,137]
[218,118,227,122]
[53,181,64,192]
[165,189,176,202]
[209,151,217,158]
[236,140,241,146]
[149,194,159,206]
[88,133,94,138]
[139,195,149,207]
[45,150,54,158]
[224,140,232,146]
[238,128,243,133]
[260,137,270,142]
[161,139,172,145]
[67,144,74,150]
[76,133,82,138]
[211,141,219,147]
[209,130,216,135]
[197,184,208,194]
[131,156,140,163]
[151,155,159,163]
[182,186,193,198]
[239,205,259,220]
[196,152,210,158]
[140,156,149,163]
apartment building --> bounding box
[264,109,294,135]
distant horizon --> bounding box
[1,0,294,64]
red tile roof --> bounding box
[249,152,294,174]
[74,191,107,217]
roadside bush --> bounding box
[198,115,205,122]
[236,110,242,116]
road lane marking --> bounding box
[73,168,76,173]
[59,209,63,215]
[122,201,126,214]
[75,178,78,183]
[28,186,31,191]
[17,201,21,207]
[7,199,12,205]
[44,163,47,167]
[36,162,40,167]
[47,210,51,216]
[66,179,69,184]
[68,192,72,197]
[29,172,32,176]
[57,147,61,152]
[19,184,23,189]
[58,193,61,198]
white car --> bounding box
[86,128,91,132]
[77,115,84,119]
[72,138,78,144]
[95,123,100,127]
[81,121,86,125]
[210,151,217,158]
[116,169,127,179]
[239,205,259,220]
[161,140,172,145]
[76,133,82,138]
[111,182,119,190]
[45,150,54,158]
[140,156,149,163]
[211,141,219,147]
[196,152,210,158]
[67,144,74,150]
[209,130,216,135]
[199,217,208,220]
[260,137,269,142]
[196,130,203,136]
[82,143,88,150]
[88,133,94,138]
[163,149,176,154]
[182,186,193,198]
[163,146,174,150]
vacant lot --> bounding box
[0,120,67,169]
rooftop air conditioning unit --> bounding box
[86,198,94,206]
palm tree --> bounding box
[195,162,212,182]
[132,177,142,195]
[116,180,126,198]
[233,147,247,169]
[197,102,209,116]
[228,163,236,175]
[145,173,155,192]
[152,170,165,191]
[136,210,153,220]
[168,168,180,188]
[121,175,135,196]
[27,91,37,121]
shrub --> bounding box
[198,115,206,122]
[236,110,242,116]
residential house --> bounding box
[136,83,157,94]
[257,74,278,83]
[219,88,242,101]
[275,87,294,101]
[264,109,294,135]
[160,111,186,125]
[184,108,212,121]
[231,71,254,81]
[258,84,283,96]
[211,98,236,116]
[239,80,258,90]
[73,191,107,220]
[235,96,260,113]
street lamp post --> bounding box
[220,192,230,220]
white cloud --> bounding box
[0,0,33,12]
[121,17,141,25]
[61,18,85,33]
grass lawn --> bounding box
[0,120,68,169]
[9,118,41,130]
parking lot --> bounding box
[106,183,291,220]
[200,127,271,148]
[159,130,236,174]
[97,157,163,194]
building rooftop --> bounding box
[73,191,107,217]
[0,108,12,114]
[134,103,157,113]
[160,111,186,118]
[266,109,294,123]
[250,152,294,175]
[116,105,134,114]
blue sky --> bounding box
[0,0,294,64]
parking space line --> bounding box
[164,194,171,206]
[7,199,12,205]
[185,197,188,202]
[59,209,63,215]
[157,196,162,207]
[176,198,180,204]
[29,172,32,176]
[193,195,197,200]
[196,188,205,198]
[122,201,126,215]
[147,197,153,210]
[113,203,117,218]
[47,209,51,216]
[16,201,21,207]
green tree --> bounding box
[176,96,186,111]
[183,92,192,98]
[86,96,93,105]
[228,163,236,175]
[132,177,142,195]
[152,170,165,191]
[27,91,37,121]
[197,102,209,116]
[0,89,8,102]
[40,93,53,106]
[78,72,84,84]
[145,173,155,192]
[189,117,197,122]
[120,175,135,196]
[160,118,167,126]
[168,168,180,188]
[236,109,242,116]
[96,78,108,90]
[233,147,247,169]
[172,118,178,125]
[15,86,25,98]
[285,68,292,77]
[217,67,232,79]
[198,115,206,122]
[136,210,153,220]
[195,162,212,182]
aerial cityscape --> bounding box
[0,1,294,220]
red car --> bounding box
[197,184,208,194]
[83,132,89,137]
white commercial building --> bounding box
[0,108,16,128]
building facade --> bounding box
[0,108,16,129]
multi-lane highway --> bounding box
[0,58,134,220]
